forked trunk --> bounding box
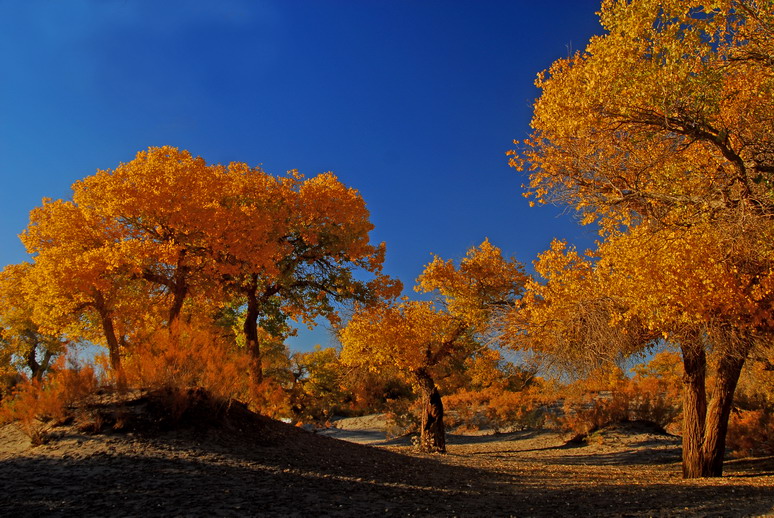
[94,292,125,388]
[415,369,445,453]
[681,342,747,478]
[26,344,42,381]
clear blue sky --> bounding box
[0,0,602,350]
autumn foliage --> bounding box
[1,146,397,426]
[341,240,527,452]
[509,0,774,478]
[0,357,99,444]
[2,0,774,482]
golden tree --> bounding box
[0,263,66,381]
[71,147,227,329]
[340,240,527,452]
[510,0,774,477]
[20,198,155,380]
[21,146,398,388]
[216,165,400,384]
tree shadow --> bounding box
[1,429,771,517]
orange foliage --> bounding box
[509,0,773,477]
[122,324,251,404]
[445,384,549,432]
[727,357,774,457]
[20,146,399,385]
[249,379,292,421]
[0,356,99,443]
[557,353,683,435]
[727,410,774,457]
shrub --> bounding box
[384,397,420,438]
[487,386,550,431]
[123,324,251,403]
[557,354,683,435]
[0,357,99,443]
[445,385,549,432]
[727,409,774,457]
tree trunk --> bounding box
[168,264,189,331]
[26,346,53,381]
[26,343,42,381]
[414,369,446,453]
[94,292,125,387]
[39,349,54,379]
[681,339,748,478]
[681,342,708,478]
[244,286,263,385]
[702,352,746,477]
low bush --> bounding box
[727,409,774,457]
[0,357,99,443]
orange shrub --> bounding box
[727,359,774,456]
[487,385,551,431]
[559,391,631,434]
[250,378,291,420]
[727,410,774,457]
[383,396,420,438]
[0,357,99,443]
[445,383,550,432]
[119,323,296,420]
[123,325,251,403]
[444,388,492,432]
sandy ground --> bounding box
[1,396,772,517]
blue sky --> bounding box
[0,0,602,350]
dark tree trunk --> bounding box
[681,340,748,478]
[26,346,53,381]
[244,283,263,385]
[143,249,190,331]
[702,352,746,477]
[25,343,42,381]
[94,292,125,387]
[415,369,446,453]
[168,263,190,331]
[681,343,708,478]
[38,349,54,379]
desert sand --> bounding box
[0,389,772,517]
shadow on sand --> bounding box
[1,426,772,517]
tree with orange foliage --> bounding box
[20,198,155,381]
[510,0,774,478]
[0,263,66,381]
[340,240,527,452]
[70,147,228,330]
[21,146,398,389]
[215,164,400,384]
[514,227,774,477]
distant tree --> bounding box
[0,263,67,380]
[289,346,347,423]
[340,240,527,452]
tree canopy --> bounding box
[19,146,399,386]
[340,240,526,452]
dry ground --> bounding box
[0,390,772,517]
